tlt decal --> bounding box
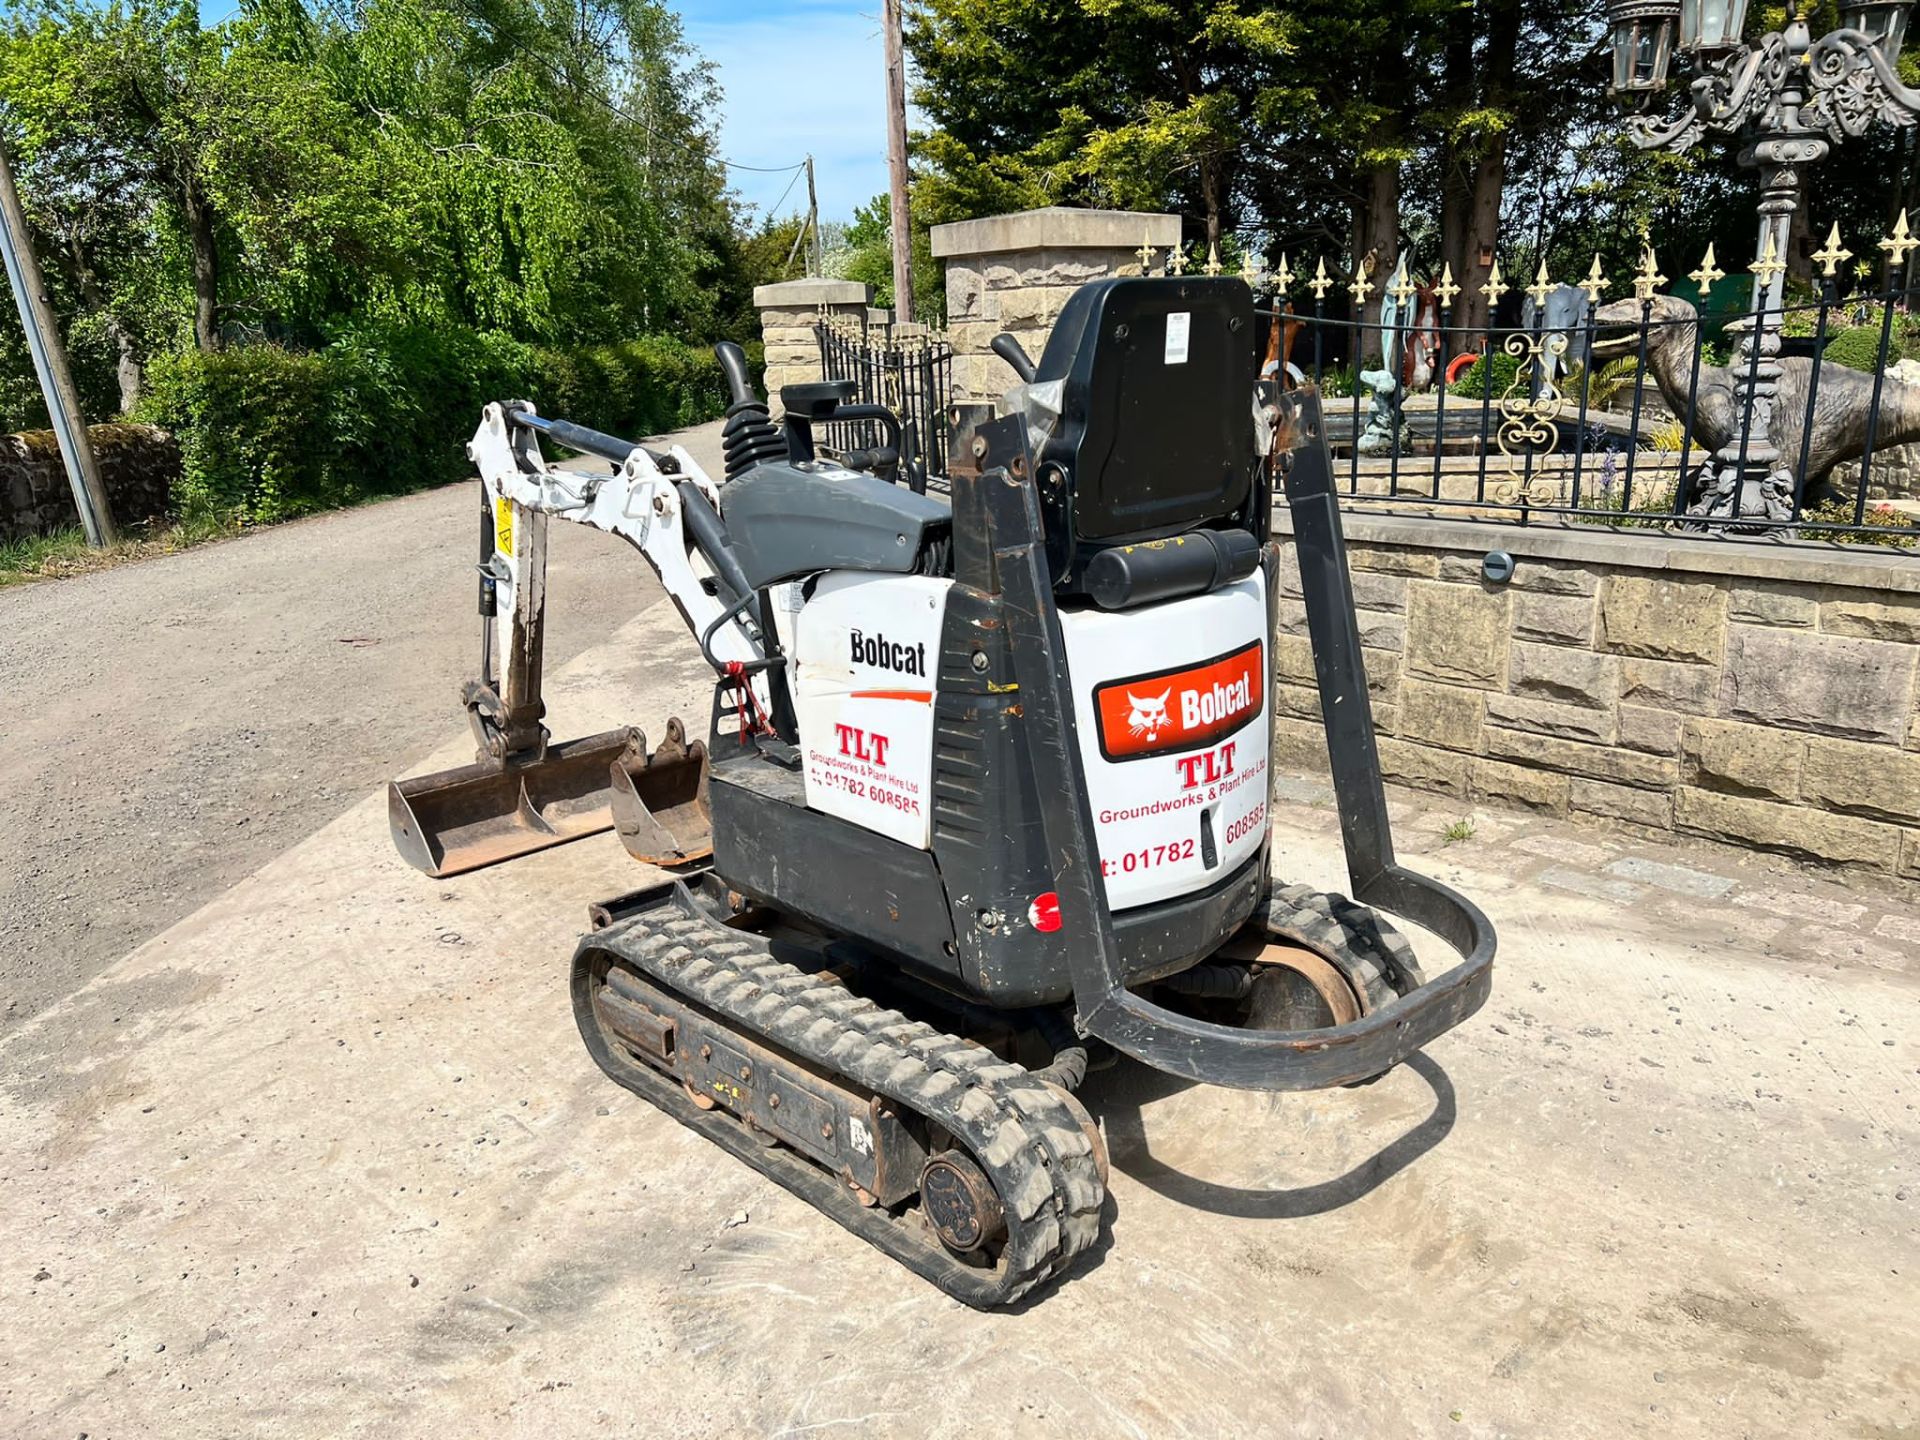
[836,724,891,767]
[1175,741,1236,791]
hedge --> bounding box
[1447,351,1523,399]
[137,325,764,524]
[1822,323,1920,373]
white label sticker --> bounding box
[847,1116,873,1155]
[1164,311,1191,365]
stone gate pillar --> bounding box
[753,278,872,414]
[930,207,1180,406]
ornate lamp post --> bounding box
[1610,0,1920,521]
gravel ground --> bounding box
[1,601,1914,1438]
[0,421,723,1032]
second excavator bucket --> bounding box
[389,727,646,878]
[609,717,712,867]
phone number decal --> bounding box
[811,762,923,815]
[1099,840,1196,877]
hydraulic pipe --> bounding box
[505,408,674,471]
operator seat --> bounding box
[1021,276,1262,587]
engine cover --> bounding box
[1058,572,1270,910]
[791,572,952,848]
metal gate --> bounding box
[815,315,954,482]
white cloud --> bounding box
[682,2,897,223]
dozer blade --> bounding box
[389,727,644,878]
[609,716,712,867]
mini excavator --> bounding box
[389,276,1496,1307]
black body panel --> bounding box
[709,755,962,984]
[720,458,949,588]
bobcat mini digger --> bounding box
[389,276,1496,1307]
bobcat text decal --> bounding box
[1093,639,1264,762]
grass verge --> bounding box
[0,510,246,588]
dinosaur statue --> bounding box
[1592,293,1920,520]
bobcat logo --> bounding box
[1125,689,1172,742]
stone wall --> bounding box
[1,424,178,544]
[930,207,1180,406]
[752,278,872,416]
[1272,514,1920,878]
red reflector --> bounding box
[1028,892,1063,933]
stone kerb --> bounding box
[1271,512,1920,879]
[753,278,871,416]
[931,207,1181,404]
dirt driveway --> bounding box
[0,422,721,1030]
[1,584,1915,1438]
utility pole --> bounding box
[804,154,822,277]
[0,140,116,546]
[882,0,915,323]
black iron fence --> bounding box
[815,316,954,483]
[1272,248,1920,547]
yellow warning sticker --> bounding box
[493,496,514,555]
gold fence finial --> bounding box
[1349,257,1374,306]
[1579,255,1609,306]
[1274,252,1294,295]
[1168,244,1189,276]
[1136,229,1157,275]
[1525,259,1555,308]
[1480,259,1508,308]
[1239,248,1261,285]
[1751,234,1786,286]
[1813,224,1852,278]
[1688,243,1724,297]
[1632,245,1666,302]
[1880,209,1917,268]
[1434,262,1460,308]
[1390,258,1416,305]
[1308,257,1332,300]
[1205,241,1223,277]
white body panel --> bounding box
[1058,574,1270,910]
[790,572,950,848]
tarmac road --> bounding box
[0,421,723,1031]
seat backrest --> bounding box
[1030,276,1257,561]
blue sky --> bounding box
[680,0,896,224]
[191,0,897,225]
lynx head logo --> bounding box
[1126,689,1172,742]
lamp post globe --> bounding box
[1608,0,1682,93]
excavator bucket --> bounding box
[389,727,645,878]
[609,717,712,867]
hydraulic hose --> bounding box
[1029,1006,1089,1092]
[1158,964,1255,1000]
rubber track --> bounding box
[581,905,1105,1309]
[1264,882,1427,1007]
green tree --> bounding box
[908,0,1296,252]
[831,193,943,321]
[0,0,744,421]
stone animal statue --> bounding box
[1593,293,1920,518]
[1402,281,1442,393]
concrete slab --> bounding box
[1602,857,1739,899]
[5,605,1919,1438]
